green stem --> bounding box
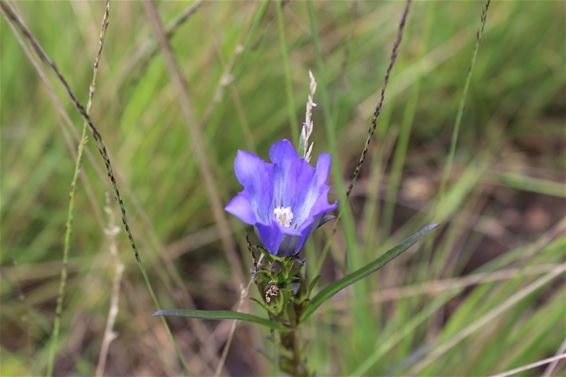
[437,0,491,207]
[46,2,110,375]
[278,327,309,377]
[275,0,299,145]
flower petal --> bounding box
[255,222,284,255]
[268,139,299,163]
[255,219,305,256]
[313,152,332,186]
[277,234,302,257]
[234,150,268,187]
[269,139,315,214]
[306,186,337,222]
[293,153,334,226]
[233,150,273,223]
[225,193,255,224]
[287,220,318,256]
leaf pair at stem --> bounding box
[154,224,438,330]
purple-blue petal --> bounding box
[303,187,337,226]
[269,139,316,216]
[277,234,303,257]
[313,152,332,186]
[293,153,334,226]
[268,139,299,163]
[224,193,255,225]
[256,219,305,256]
[233,150,274,223]
[255,222,284,255]
[281,218,321,257]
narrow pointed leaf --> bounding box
[154,309,288,331]
[300,224,438,322]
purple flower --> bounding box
[225,139,337,257]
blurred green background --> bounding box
[1,0,565,376]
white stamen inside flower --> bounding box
[273,206,293,227]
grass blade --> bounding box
[437,0,491,205]
[154,309,288,332]
[46,2,110,376]
[300,224,438,323]
[275,0,298,145]
[0,3,193,373]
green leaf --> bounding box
[154,309,288,332]
[299,224,439,322]
[250,297,272,314]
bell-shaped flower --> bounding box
[225,139,337,257]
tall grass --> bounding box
[1,1,564,376]
[46,2,111,375]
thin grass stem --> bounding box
[436,0,491,209]
[542,337,566,377]
[407,264,566,374]
[312,0,412,277]
[382,6,434,235]
[95,196,124,377]
[345,0,411,200]
[142,0,245,290]
[275,0,299,145]
[490,353,566,377]
[46,2,110,375]
[0,2,193,373]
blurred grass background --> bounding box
[1,0,565,376]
